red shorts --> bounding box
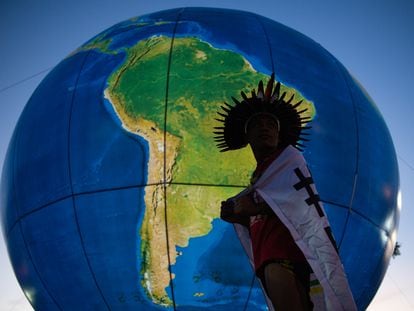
[250,213,307,274]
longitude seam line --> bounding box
[15,221,64,310]
[255,15,275,74]
[162,8,185,310]
[66,51,112,310]
[357,242,390,309]
[242,16,274,311]
[243,273,257,311]
[11,107,63,310]
[331,57,360,248]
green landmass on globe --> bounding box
[86,35,315,305]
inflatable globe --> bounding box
[1,7,399,310]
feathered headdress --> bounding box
[213,73,311,152]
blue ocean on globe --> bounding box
[1,7,399,310]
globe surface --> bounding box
[1,7,399,310]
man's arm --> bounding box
[220,192,273,226]
[233,193,273,216]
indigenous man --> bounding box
[214,74,356,310]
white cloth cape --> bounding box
[233,145,357,310]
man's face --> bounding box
[246,114,280,150]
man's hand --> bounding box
[233,193,274,217]
[220,200,250,227]
[233,194,258,216]
[220,200,235,220]
[220,193,273,226]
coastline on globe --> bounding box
[98,34,315,305]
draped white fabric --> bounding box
[233,145,356,310]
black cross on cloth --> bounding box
[293,167,339,252]
[293,167,324,217]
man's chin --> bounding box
[257,142,278,151]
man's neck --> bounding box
[253,146,280,164]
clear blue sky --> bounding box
[1,0,413,309]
